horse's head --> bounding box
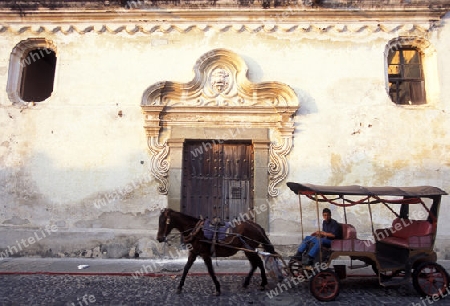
[157,208,173,243]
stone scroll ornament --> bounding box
[141,49,299,196]
[148,136,170,195]
[268,132,293,197]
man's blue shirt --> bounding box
[323,219,341,240]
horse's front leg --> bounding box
[202,255,221,296]
[177,251,197,294]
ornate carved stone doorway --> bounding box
[141,49,300,229]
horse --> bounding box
[156,208,277,296]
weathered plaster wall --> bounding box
[0,10,449,258]
[0,29,171,258]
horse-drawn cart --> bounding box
[285,182,449,301]
[156,183,448,301]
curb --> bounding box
[0,271,257,277]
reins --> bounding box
[162,209,198,237]
[161,209,198,255]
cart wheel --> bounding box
[288,259,302,278]
[412,261,449,298]
[309,269,340,302]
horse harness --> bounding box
[163,209,262,255]
[183,217,231,256]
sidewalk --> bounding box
[1,257,449,277]
[0,257,257,276]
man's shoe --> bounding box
[307,256,314,266]
[291,251,302,261]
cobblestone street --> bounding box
[1,273,450,306]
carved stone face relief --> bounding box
[210,67,230,94]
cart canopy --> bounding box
[287,183,447,197]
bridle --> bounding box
[161,208,171,242]
[160,209,198,243]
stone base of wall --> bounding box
[1,228,449,261]
[0,228,163,259]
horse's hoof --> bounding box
[176,288,182,294]
[259,286,266,291]
[214,291,221,296]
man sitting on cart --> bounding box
[293,208,342,266]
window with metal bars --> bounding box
[387,47,426,105]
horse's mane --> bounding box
[168,208,200,224]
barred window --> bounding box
[387,47,425,105]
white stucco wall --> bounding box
[0,9,449,258]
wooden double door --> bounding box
[181,140,254,222]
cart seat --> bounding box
[341,224,357,240]
[376,218,435,249]
[331,223,376,253]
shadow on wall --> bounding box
[0,149,166,258]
